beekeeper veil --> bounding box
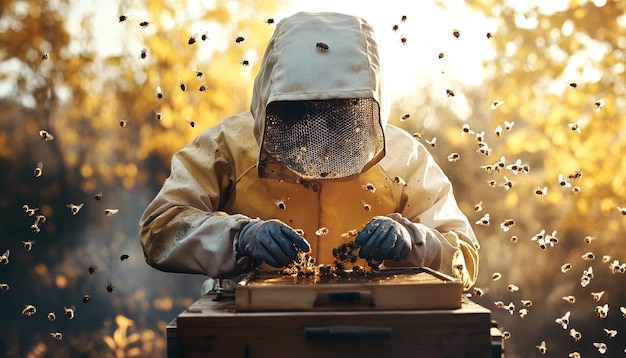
[250,12,389,183]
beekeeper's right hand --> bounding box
[235,219,311,268]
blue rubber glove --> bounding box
[355,216,412,262]
[236,219,311,268]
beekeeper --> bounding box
[139,11,479,292]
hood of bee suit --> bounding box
[250,11,390,183]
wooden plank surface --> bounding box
[172,294,492,358]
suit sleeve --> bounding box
[381,127,479,289]
[139,119,257,279]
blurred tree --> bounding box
[0,0,286,356]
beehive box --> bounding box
[235,267,463,311]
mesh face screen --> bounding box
[261,98,384,180]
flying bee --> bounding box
[188,33,197,45]
[503,120,514,131]
[507,284,519,292]
[316,42,329,51]
[425,137,437,148]
[400,36,407,45]
[617,206,626,215]
[487,179,497,188]
[476,213,490,226]
[568,170,582,179]
[155,111,163,120]
[94,192,103,201]
[562,295,576,304]
[591,291,605,302]
[156,86,163,99]
[570,329,582,341]
[445,88,455,97]
[556,311,571,329]
[88,266,98,275]
[193,66,204,77]
[472,287,484,297]
[119,15,128,23]
[581,251,595,260]
[595,303,609,318]
[584,235,595,244]
[519,308,528,318]
[438,52,445,59]
[50,332,63,340]
[22,240,34,251]
[361,200,372,211]
[294,228,304,236]
[535,186,547,196]
[593,342,607,354]
[401,15,407,22]
[185,116,195,128]
[82,294,91,303]
[66,203,84,215]
[569,82,577,88]
[106,280,114,292]
[0,249,10,265]
[393,176,407,186]
[201,31,209,41]
[362,182,376,193]
[39,130,54,141]
[490,101,504,110]
[447,153,460,162]
[41,52,50,61]
[104,208,119,216]
[494,125,502,137]
[604,328,617,338]
[235,35,245,44]
[120,254,130,262]
[500,219,515,232]
[502,331,511,340]
[411,132,422,140]
[22,204,39,216]
[139,48,147,60]
[0,283,9,291]
[491,272,502,281]
[392,24,399,32]
[619,306,625,317]
[452,29,461,38]
[272,198,286,210]
[64,305,76,319]
[502,176,513,190]
[571,186,582,194]
[568,120,581,134]
[510,235,518,243]
[265,18,275,25]
[178,79,186,92]
[461,123,474,136]
[315,227,329,236]
[504,302,515,314]
[474,201,483,212]
[400,113,410,121]
[34,161,43,177]
[139,21,150,28]
[119,119,127,128]
[486,32,493,39]
[22,304,37,316]
[558,174,571,188]
[594,98,604,112]
[494,300,505,308]
[521,299,533,308]
[47,312,56,321]
[561,263,573,273]
[199,82,208,92]
[240,59,250,66]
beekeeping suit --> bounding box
[140,12,479,291]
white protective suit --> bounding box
[140,12,479,290]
